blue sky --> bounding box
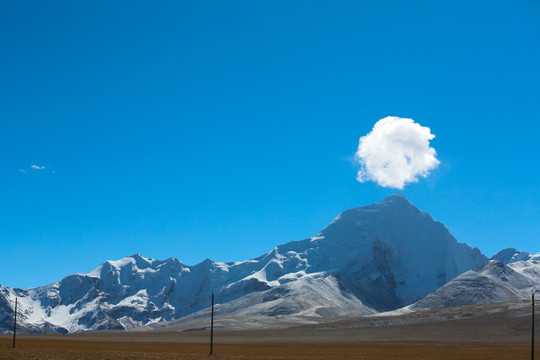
[1,1,539,289]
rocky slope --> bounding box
[409,254,540,311]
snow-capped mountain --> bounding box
[0,194,488,333]
[490,248,532,264]
[409,254,540,311]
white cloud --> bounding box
[355,116,440,189]
[18,164,51,174]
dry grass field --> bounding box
[0,335,535,360]
[0,325,537,360]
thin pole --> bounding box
[209,292,214,356]
[12,298,17,348]
[533,291,535,360]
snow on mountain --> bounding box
[490,248,532,264]
[170,274,377,326]
[409,254,540,311]
[301,194,487,308]
[0,194,488,333]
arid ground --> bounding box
[0,332,536,360]
[0,336,535,360]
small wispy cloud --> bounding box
[17,164,54,175]
[355,116,440,189]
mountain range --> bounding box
[0,194,537,333]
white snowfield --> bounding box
[1,194,532,334]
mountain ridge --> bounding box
[0,194,494,333]
[409,254,540,311]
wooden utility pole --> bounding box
[209,292,214,356]
[533,291,536,360]
[12,298,17,348]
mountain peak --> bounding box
[385,193,406,200]
[380,193,412,206]
[319,194,423,239]
[491,248,532,264]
